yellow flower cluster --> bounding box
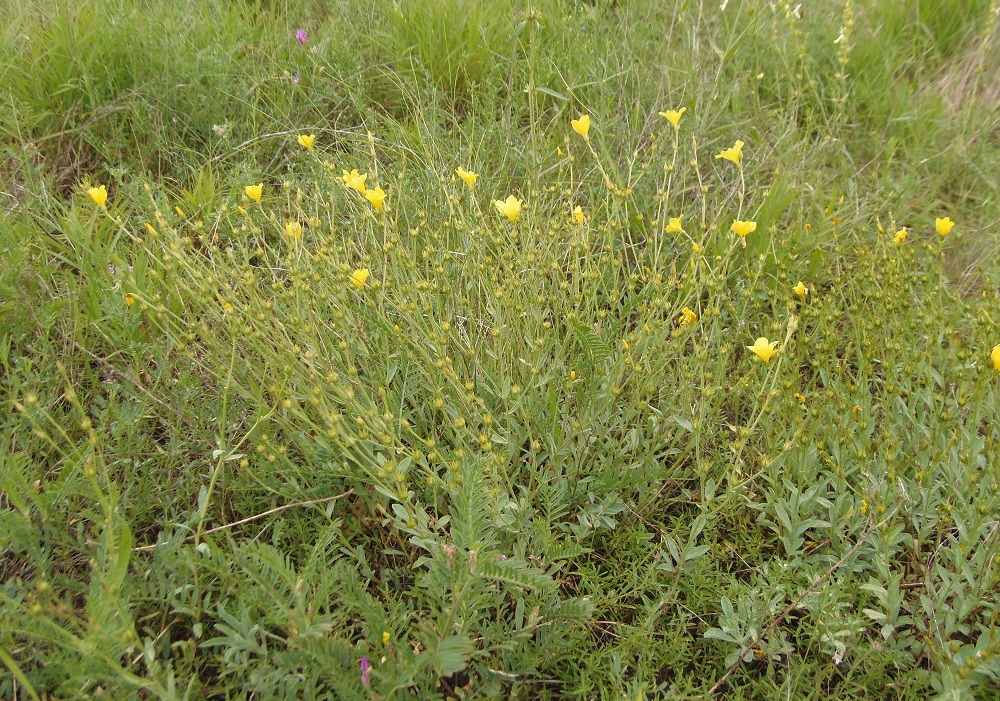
[888,216,955,244]
[340,168,386,212]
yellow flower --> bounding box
[747,337,779,363]
[382,631,391,646]
[692,243,701,254]
[125,293,134,307]
[175,206,186,218]
[298,134,315,150]
[571,114,591,139]
[86,185,108,209]
[573,206,584,225]
[731,219,756,241]
[935,216,954,237]
[665,216,683,233]
[223,303,234,313]
[679,307,697,325]
[716,140,744,165]
[860,499,868,515]
[342,169,367,193]
[894,229,908,244]
[364,186,387,211]
[793,281,808,297]
[658,107,686,128]
[145,222,157,236]
[237,205,248,217]
[456,167,479,189]
[244,183,263,203]
[351,268,370,289]
[991,344,1000,372]
[493,195,523,222]
[285,221,302,241]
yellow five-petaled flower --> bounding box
[936,216,954,237]
[658,107,686,129]
[493,195,523,222]
[992,344,1000,372]
[747,337,779,363]
[716,140,744,165]
[298,134,315,150]
[679,307,697,325]
[86,185,108,209]
[793,281,808,297]
[731,219,756,245]
[351,268,370,289]
[571,114,591,139]
[244,183,263,203]
[456,167,478,189]
[894,229,908,244]
[665,216,683,233]
[573,206,584,224]
[285,221,302,241]
[365,186,386,211]
[342,169,367,193]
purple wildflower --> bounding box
[360,656,370,686]
[296,28,308,45]
[292,72,301,85]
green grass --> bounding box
[2,0,1000,698]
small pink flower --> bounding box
[295,28,308,45]
[360,656,370,686]
[292,72,301,85]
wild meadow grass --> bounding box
[2,0,1000,698]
